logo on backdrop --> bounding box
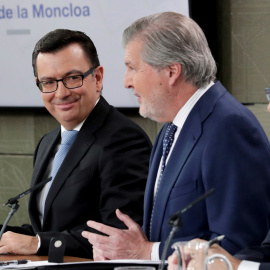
[0,3,90,19]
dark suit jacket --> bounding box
[260,263,270,270]
[236,231,270,269]
[9,96,152,258]
[142,81,270,258]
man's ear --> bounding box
[167,63,181,86]
[95,66,104,92]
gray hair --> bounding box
[122,12,216,88]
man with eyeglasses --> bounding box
[0,29,152,258]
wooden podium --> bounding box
[0,255,160,270]
[0,254,91,263]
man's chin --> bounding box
[139,111,147,119]
[139,107,156,122]
[139,107,147,119]
[139,107,165,123]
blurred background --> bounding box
[1,0,270,225]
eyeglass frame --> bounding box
[36,66,97,93]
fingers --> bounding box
[86,220,120,236]
[82,230,121,254]
[83,211,150,260]
[82,231,109,245]
[0,246,9,254]
[169,252,178,264]
[84,211,139,237]
[168,253,178,270]
[82,211,140,244]
[115,209,139,230]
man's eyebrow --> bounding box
[64,69,84,76]
[39,70,83,81]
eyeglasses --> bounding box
[266,88,270,101]
[36,67,96,93]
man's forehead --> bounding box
[124,41,142,64]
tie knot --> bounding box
[61,130,78,145]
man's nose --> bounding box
[124,70,133,89]
[55,81,71,98]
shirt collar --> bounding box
[173,81,214,129]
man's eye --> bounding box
[43,81,54,85]
[66,76,81,81]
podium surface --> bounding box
[0,254,91,262]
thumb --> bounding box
[115,209,138,229]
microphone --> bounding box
[0,177,52,241]
[158,188,215,270]
[4,177,52,206]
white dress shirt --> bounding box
[238,261,260,270]
[150,82,214,260]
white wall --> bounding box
[0,0,189,107]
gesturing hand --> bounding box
[82,209,154,260]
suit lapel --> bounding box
[147,82,226,241]
[42,96,111,226]
[150,110,202,241]
[143,128,165,235]
[262,230,270,245]
[42,133,94,223]
[31,130,60,186]
[28,129,60,231]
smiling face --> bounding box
[36,43,103,130]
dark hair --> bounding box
[32,29,100,77]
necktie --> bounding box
[42,130,78,214]
[149,122,177,239]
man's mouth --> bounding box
[54,98,79,109]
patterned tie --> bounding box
[42,130,78,214]
[149,122,177,239]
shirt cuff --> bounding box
[36,234,41,252]
[151,242,160,260]
[238,260,260,270]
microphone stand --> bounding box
[158,188,215,270]
[0,177,52,241]
[0,203,19,241]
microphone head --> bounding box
[3,197,19,206]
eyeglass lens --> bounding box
[39,76,83,92]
